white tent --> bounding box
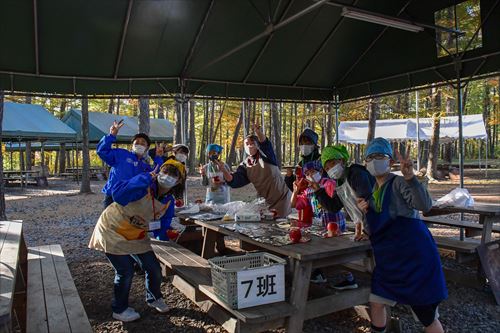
[337,114,487,144]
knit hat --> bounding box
[160,159,186,180]
[321,145,349,166]
[365,137,393,159]
[302,160,322,173]
[299,128,318,145]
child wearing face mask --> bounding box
[200,144,231,204]
[97,120,164,208]
[357,138,446,333]
[88,159,186,323]
[291,160,345,284]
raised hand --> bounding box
[395,147,414,180]
[199,164,206,176]
[110,119,124,136]
[155,143,164,157]
[150,165,160,180]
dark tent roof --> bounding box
[0,0,498,101]
[1,102,77,141]
[61,109,174,143]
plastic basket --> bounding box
[208,252,286,309]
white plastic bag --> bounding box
[435,187,474,208]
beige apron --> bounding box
[89,189,171,255]
[244,158,291,217]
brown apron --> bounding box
[244,158,291,217]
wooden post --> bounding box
[0,91,6,219]
[80,97,91,193]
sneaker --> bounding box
[147,299,170,313]
[310,272,327,284]
[112,307,141,322]
[333,279,358,290]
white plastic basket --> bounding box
[208,252,286,309]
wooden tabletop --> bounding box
[425,203,500,217]
[0,221,23,326]
[194,220,371,261]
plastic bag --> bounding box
[435,187,475,208]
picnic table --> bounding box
[3,170,41,187]
[0,221,27,332]
[63,167,106,181]
[195,219,373,333]
[423,203,500,244]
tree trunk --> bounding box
[271,102,282,167]
[54,151,59,174]
[0,91,7,219]
[115,98,120,115]
[175,99,182,143]
[294,103,298,164]
[138,97,150,134]
[227,105,244,166]
[59,143,66,174]
[199,101,209,165]
[367,99,378,144]
[209,100,215,143]
[426,113,441,179]
[188,100,196,172]
[108,98,115,114]
[212,101,225,143]
[326,103,333,146]
[80,98,92,193]
[25,95,32,104]
[282,103,287,164]
[157,99,165,119]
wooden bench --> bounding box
[0,221,27,333]
[27,245,91,333]
[422,216,500,233]
[152,240,294,333]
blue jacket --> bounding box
[97,134,163,196]
[111,173,176,241]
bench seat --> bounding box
[27,244,91,333]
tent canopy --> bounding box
[1,101,77,141]
[61,109,174,143]
[337,114,487,144]
[0,0,498,101]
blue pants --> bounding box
[105,251,163,313]
[103,195,114,208]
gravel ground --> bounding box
[4,169,500,333]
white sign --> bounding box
[236,265,285,309]
[149,220,161,231]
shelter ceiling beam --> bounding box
[188,0,329,78]
[181,0,215,78]
[243,0,295,83]
[334,0,413,88]
[293,0,359,86]
[114,0,134,79]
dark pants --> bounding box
[105,251,163,313]
[103,195,114,208]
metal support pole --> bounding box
[335,95,339,144]
[456,62,465,240]
[416,90,421,171]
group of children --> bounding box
[89,120,447,333]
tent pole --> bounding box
[335,94,339,145]
[416,90,420,171]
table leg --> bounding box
[215,234,226,254]
[481,216,493,244]
[285,260,312,333]
[201,228,217,259]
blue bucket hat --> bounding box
[299,128,318,146]
[206,144,223,153]
[365,137,393,159]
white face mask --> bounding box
[176,153,187,163]
[300,145,314,156]
[132,144,146,156]
[245,145,257,156]
[327,164,344,180]
[157,173,178,188]
[306,172,322,183]
[366,159,390,177]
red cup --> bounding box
[289,228,302,243]
[327,222,339,237]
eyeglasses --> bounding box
[365,153,390,162]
